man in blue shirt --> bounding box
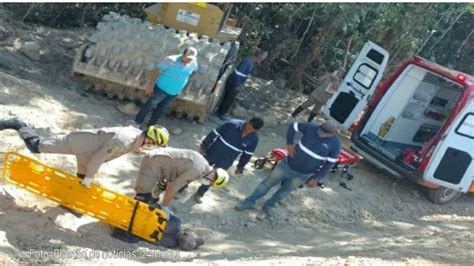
[216,50,268,120]
[135,47,199,127]
[179,117,264,203]
[235,121,341,218]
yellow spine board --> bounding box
[1,152,167,243]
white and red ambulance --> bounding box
[324,42,474,204]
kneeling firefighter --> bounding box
[133,147,229,216]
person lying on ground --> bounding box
[111,193,205,251]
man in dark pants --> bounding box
[180,117,264,203]
[216,51,268,120]
[235,121,341,218]
[135,47,198,127]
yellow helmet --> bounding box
[212,168,229,188]
[146,125,170,146]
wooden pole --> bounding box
[427,7,466,55]
[21,3,35,22]
[455,29,474,56]
[342,37,352,70]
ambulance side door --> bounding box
[424,99,474,192]
[323,41,389,129]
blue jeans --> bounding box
[135,85,177,126]
[242,161,310,209]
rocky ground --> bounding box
[0,17,473,265]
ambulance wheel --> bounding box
[426,187,462,205]
[254,159,266,169]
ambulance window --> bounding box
[367,49,384,65]
[455,113,474,139]
[353,63,378,90]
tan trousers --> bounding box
[38,132,104,176]
[302,89,333,113]
[300,96,325,113]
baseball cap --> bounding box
[184,47,198,60]
[320,121,337,135]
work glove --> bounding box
[81,176,94,187]
[163,207,173,219]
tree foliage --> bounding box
[231,3,474,91]
[3,3,147,27]
[2,3,473,93]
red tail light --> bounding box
[457,74,466,82]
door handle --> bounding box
[345,81,365,98]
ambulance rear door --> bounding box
[423,99,474,192]
[323,41,389,129]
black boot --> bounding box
[24,136,40,153]
[15,126,41,153]
[307,112,318,122]
[134,193,153,203]
[0,118,26,131]
[193,193,203,204]
[291,106,304,118]
[193,185,210,204]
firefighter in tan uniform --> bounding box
[134,147,229,217]
[0,117,170,186]
[291,70,343,122]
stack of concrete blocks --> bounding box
[75,12,233,121]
